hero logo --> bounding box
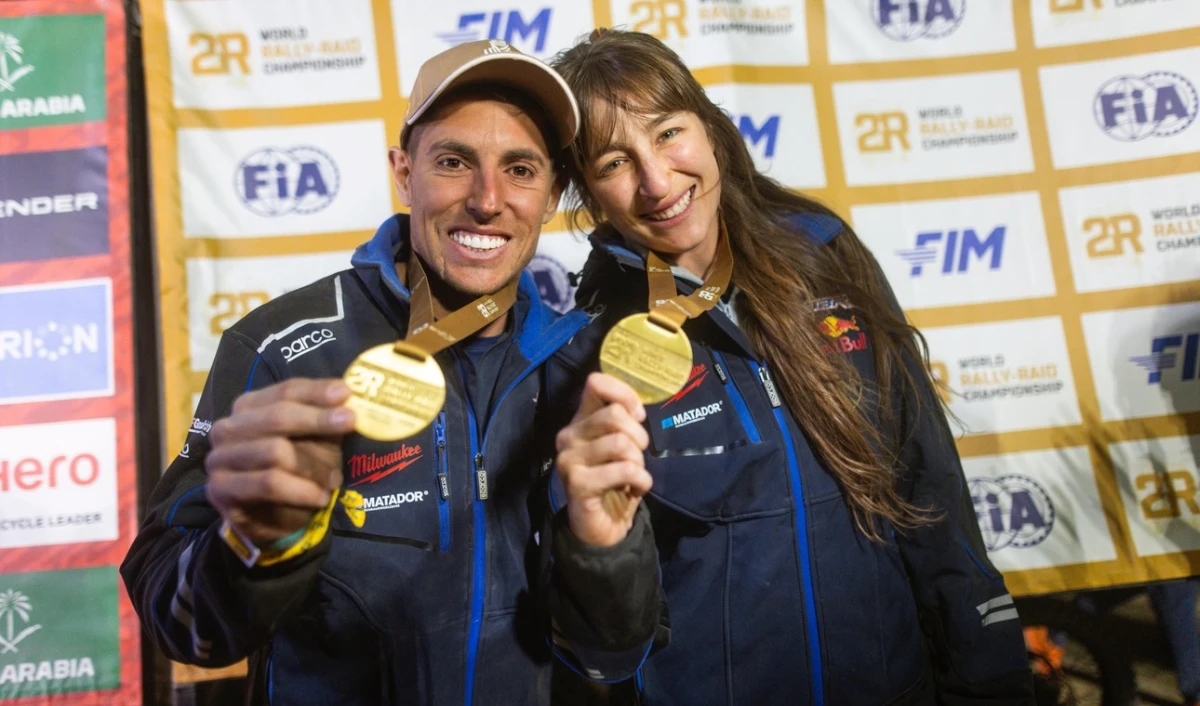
[661,401,723,429]
[969,474,1055,551]
[235,146,340,217]
[280,328,336,362]
[872,0,966,41]
[362,490,430,512]
[896,226,1005,276]
[526,254,574,314]
[1094,72,1198,142]
[1130,332,1198,385]
[436,9,551,53]
[736,114,779,159]
[0,452,100,492]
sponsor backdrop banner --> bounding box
[0,0,140,703]
[141,0,1200,601]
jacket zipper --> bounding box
[435,412,451,553]
[708,348,761,443]
[750,359,824,706]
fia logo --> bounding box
[1130,332,1199,385]
[189,32,251,76]
[736,114,780,158]
[235,146,339,217]
[436,9,552,53]
[0,589,41,654]
[526,254,574,314]
[896,226,1005,276]
[1094,72,1198,142]
[1084,214,1141,258]
[630,0,688,40]
[872,0,966,41]
[970,475,1055,551]
[0,33,35,92]
[855,112,910,153]
[1049,0,1101,12]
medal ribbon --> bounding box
[397,249,519,358]
[643,217,734,331]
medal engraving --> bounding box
[600,314,693,405]
[344,344,446,441]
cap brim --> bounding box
[403,53,579,152]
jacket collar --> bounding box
[351,214,588,361]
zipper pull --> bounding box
[758,365,782,408]
[435,415,449,500]
[475,453,489,500]
[711,357,729,384]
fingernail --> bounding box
[328,469,342,489]
[328,382,350,401]
[330,408,354,426]
[635,405,646,422]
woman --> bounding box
[543,29,1033,705]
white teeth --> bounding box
[450,230,506,251]
[646,187,693,222]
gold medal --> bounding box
[343,342,446,441]
[600,313,693,405]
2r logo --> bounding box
[189,32,250,76]
[1136,470,1200,520]
[1049,0,1101,12]
[929,360,951,403]
[1083,214,1142,258]
[630,0,688,39]
[855,112,910,153]
[345,364,386,398]
[209,291,269,335]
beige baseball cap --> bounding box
[401,39,579,151]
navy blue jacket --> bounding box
[121,215,591,705]
[543,214,1033,705]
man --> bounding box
[122,40,618,704]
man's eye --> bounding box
[439,157,463,168]
[512,166,532,178]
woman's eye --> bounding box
[660,128,680,141]
[599,158,623,175]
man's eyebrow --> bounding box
[426,139,480,162]
[502,147,547,167]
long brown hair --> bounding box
[551,30,942,540]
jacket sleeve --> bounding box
[119,332,332,667]
[886,322,1034,703]
[538,356,667,683]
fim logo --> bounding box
[1095,71,1198,142]
[526,254,574,314]
[0,33,35,92]
[436,9,551,53]
[970,475,1055,551]
[1130,332,1198,385]
[873,0,966,41]
[736,114,780,159]
[631,0,688,40]
[896,225,1005,276]
[236,146,339,217]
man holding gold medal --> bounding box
[121,39,660,705]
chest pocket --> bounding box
[334,423,446,552]
[644,344,789,523]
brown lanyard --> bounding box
[397,249,519,357]
[642,217,734,333]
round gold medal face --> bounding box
[343,343,446,441]
[600,313,693,405]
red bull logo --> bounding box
[817,315,868,354]
[818,315,860,338]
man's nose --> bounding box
[466,168,503,221]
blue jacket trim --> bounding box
[786,212,844,245]
[167,486,205,527]
[351,214,411,303]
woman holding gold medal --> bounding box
[542,30,1035,705]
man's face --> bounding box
[390,96,562,298]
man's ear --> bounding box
[542,171,566,225]
[389,146,414,208]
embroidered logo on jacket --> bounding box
[818,314,869,354]
[347,445,423,486]
[661,401,723,430]
[660,364,708,407]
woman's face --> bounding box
[582,103,721,275]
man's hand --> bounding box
[555,373,653,548]
[205,379,358,547]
